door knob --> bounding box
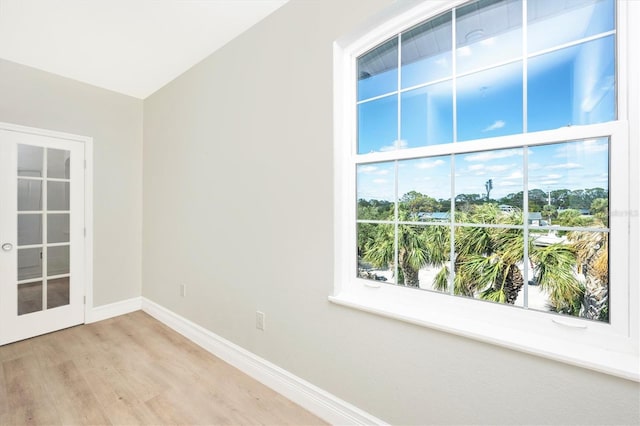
[1,243,13,251]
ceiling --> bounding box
[0,0,288,99]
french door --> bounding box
[0,127,86,345]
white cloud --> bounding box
[416,159,446,169]
[358,165,378,174]
[464,149,521,162]
[482,120,506,132]
[505,171,523,180]
[548,162,583,169]
[582,138,609,153]
[380,139,408,152]
[487,164,515,172]
[469,164,484,171]
[372,179,388,184]
[547,173,562,179]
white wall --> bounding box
[142,1,639,424]
[0,58,143,306]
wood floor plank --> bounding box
[2,355,60,425]
[0,312,327,426]
[0,363,8,417]
[42,360,112,425]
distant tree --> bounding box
[399,191,439,218]
[542,204,557,222]
[485,179,493,201]
[498,191,525,210]
[551,189,570,209]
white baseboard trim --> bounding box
[87,296,142,323]
[141,297,386,426]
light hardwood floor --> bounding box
[0,311,326,425]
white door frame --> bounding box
[0,121,93,326]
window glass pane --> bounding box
[47,214,70,244]
[527,0,614,54]
[395,224,449,288]
[18,179,42,211]
[18,282,43,315]
[456,0,522,75]
[18,248,42,281]
[358,95,398,154]
[47,148,71,179]
[47,277,70,310]
[455,148,524,223]
[357,37,398,101]
[358,223,396,284]
[528,36,615,132]
[528,139,608,222]
[48,245,70,276]
[457,61,523,141]
[401,12,452,88]
[398,156,451,221]
[47,181,70,211]
[18,214,42,246]
[454,226,525,304]
[357,162,395,220]
[18,145,43,177]
[401,81,453,148]
[528,231,609,323]
[414,225,451,292]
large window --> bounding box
[333,0,639,381]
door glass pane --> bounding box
[18,282,43,315]
[47,181,70,211]
[47,214,70,243]
[18,214,43,246]
[47,148,71,179]
[48,246,70,276]
[18,145,43,177]
[18,248,42,281]
[18,179,43,211]
[47,277,70,310]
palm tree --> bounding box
[360,201,608,321]
[570,227,608,321]
[430,204,582,310]
[362,213,432,287]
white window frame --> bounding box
[331,0,639,381]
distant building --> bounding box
[529,212,543,226]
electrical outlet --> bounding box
[256,311,265,331]
[180,283,186,297]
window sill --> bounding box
[329,284,639,382]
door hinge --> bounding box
[84,227,86,237]
[84,159,87,169]
[84,296,86,305]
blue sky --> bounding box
[357,138,609,202]
[356,0,614,204]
